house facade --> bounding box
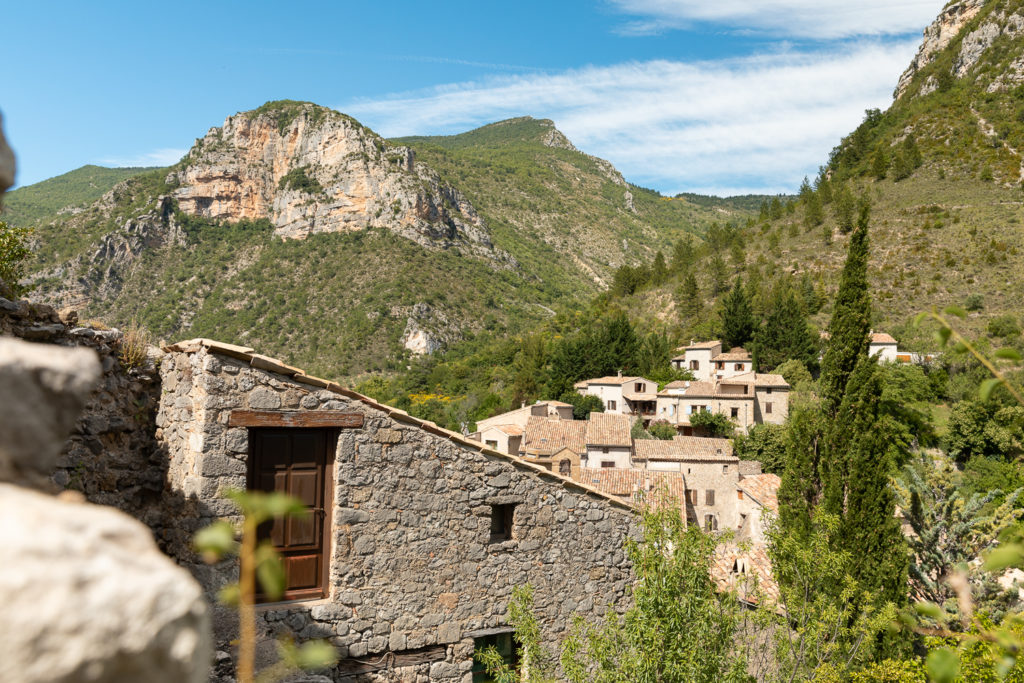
[655,373,789,434]
[474,401,574,434]
[583,412,634,469]
[670,341,753,382]
[156,339,636,682]
[574,375,658,418]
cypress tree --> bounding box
[720,278,755,349]
[819,204,872,419]
[777,398,825,539]
[651,251,668,285]
[831,355,909,606]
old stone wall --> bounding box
[158,346,637,682]
[0,297,167,528]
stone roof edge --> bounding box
[737,480,771,508]
[162,338,636,512]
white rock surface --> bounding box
[0,484,210,683]
[0,337,101,485]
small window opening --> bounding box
[559,460,571,475]
[601,461,615,468]
[737,489,744,500]
[766,402,773,415]
[485,440,498,449]
[704,514,718,531]
[705,489,715,505]
[489,504,516,543]
[730,407,739,419]
[473,632,518,681]
[767,387,773,394]
[723,465,729,474]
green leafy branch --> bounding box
[194,489,338,683]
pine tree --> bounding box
[708,254,728,296]
[833,184,856,234]
[819,204,872,419]
[803,191,823,229]
[651,251,668,285]
[671,236,695,274]
[677,273,702,320]
[871,147,889,180]
[751,285,817,372]
[720,278,755,349]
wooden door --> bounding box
[249,429,334,602]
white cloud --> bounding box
[609,0,945,39]
[98,147,188,168]
[341,40,919,196]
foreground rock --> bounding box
[0,337,100,488]
[0,484,210,683]
[0,338,210,683]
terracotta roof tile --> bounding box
[633,436,735,461]
[686,340,722,350]
[738,473,781,514]
[522,417,586,455]
[579,375,642,385]
[585,413,632,447]
[871,332,898,344]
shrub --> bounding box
[0,220,34,297]
[118,321,152,369]
[965,294,985,312]
[988,314,1020,339]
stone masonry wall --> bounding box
[157,347,637,682]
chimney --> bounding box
[617,369,622,378]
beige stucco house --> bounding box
[671,341,753,382]
[655,373,789,435]
[583,413,634,469]
[574,375,658,419]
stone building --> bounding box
[157,338,637,681]
[670,341,752,382]
[573,375,658,418]
[655,373,790,435]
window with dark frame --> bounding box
[766,402,773,414]
[601,461,615,468]
[489,504,516,543]
[730,407,739,418]
[704,514,718,531]
[687,489,697,505]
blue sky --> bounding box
[2,0,943,196]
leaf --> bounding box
[218,583,241,607]
[255,543,287,600]
[914,601,945,622]
[926,647,960,683]
[980,378,1003,402]
[193,521,237,562]
[295,640,339,669]
[984,544,1024,572]
[935,327,952,347]
[913,311,930,328]
[943,305,967,319]
[995,348,1023,362]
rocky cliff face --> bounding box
[897,0,1024,99]
[170,102,511,262]
[896,0,985,98]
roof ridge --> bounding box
[162,338,635,511]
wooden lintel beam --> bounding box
[335,645,447,674]
[228,410,364,428]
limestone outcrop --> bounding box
[895,0,985,99]
[170,102,513,264]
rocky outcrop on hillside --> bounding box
[896,0,985,99]
[170,102,513,263]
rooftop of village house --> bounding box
[633,436,736,461]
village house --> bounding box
[573,374,658,419]
[583,412,634,469]
[670,341,753,382]
[518,415,586,475]
[474,400,574,433]
[154,338,637,682]
[655,372,790,435]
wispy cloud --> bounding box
[608,0,944,39]
[98,147,188,168]
[342,40,919,196]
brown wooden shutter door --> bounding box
[250,429,333,602]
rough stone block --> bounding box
[248,387,281,410]
[375,428,403,444]
[437,622,461,643]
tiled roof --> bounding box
[728,372,790,388]
[713,543,779,606]
[623,392,658,401]
[686,340,722,350]
[545,400,574,407]
[586,412,633,447]
[162,338,635,511]
[522,416,586,456]
[712,347,752,361]
[738,473,781,514]
[871,332,898,344]
[575,468,687,504]
[633,436,735,461]
[492,424,524,436]
[663,380,689,390]
[580,375,642,385]
[682,380,756,399]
